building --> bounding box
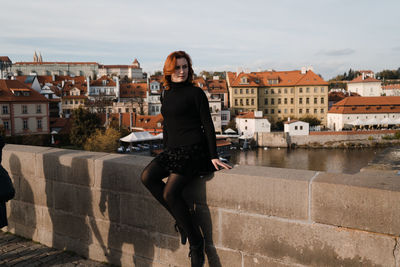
[118,82,148,115]
[284,120,309,136]
[235,111,270,137]
[0,79,49,135]
[61,82,88,117]
[147,78,163,115]
[98,59,143,79]
[12,61,98,78]
[0,56,12,79]
[327,96,400,131]
[347,72,382,96]
[88,75,119,101]
[382,84,400,96]
[227,68,329,125]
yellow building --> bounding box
[226,68,329,125]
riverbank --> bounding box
[256,130,400,148]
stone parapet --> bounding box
[3,145,400,266]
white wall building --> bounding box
[382,84,400,96]
[327,96,400,131]
[347,73,382,96]
[284,120,309,136]
[98,59,143,79]
[235,111,270,137]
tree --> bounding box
[225,119,237,132]
[69,107,102,148]
[299,115,321,126]
[154,70,162,76]
[83,128,120,153]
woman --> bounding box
[141,51,231,267]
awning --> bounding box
[120,131,162,142]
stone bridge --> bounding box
[2,144,400,266]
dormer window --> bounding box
[102,80,107,86]
[240,77,248,84]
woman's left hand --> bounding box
[211,159,232,171]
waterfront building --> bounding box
[235,111,270,137]
[226,68,329,125]
[382,84,400,96]
[347,71,382,96]
[327,96,400,131]
[284,120,309,136]
[0,79,49,135]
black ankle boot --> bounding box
[189,239,204,267]
[174,222,187,245]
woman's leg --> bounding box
[140,160,171,213]
[163,173,203,246]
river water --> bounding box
[229,147,386,174]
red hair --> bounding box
[162,51,194,90]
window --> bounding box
[246,99,249,105]
[290,109,294,113]
[314,98,317,104]
[3,121,9,130]
[300,126,303,130]
[235,99,238,106]
[118,108,122,113]
[234,89,238,94]
[221,113,227,120]
[314,87,318,93]
[306,98,310,104]
[271,89,275,94]
[251,99,254,105]
[278,109,281,114]
[22,105,27,114]
[284,109,287,114]
[284,88,288,94]
[284,98,287,104]
[299,98,303,104]
[271,99,275,105]
[126,108,129,112]
[240,89,243,94]
[306,87,310,93]
[299,109,303,114]
[290,88,294,93]
[37,105,42,114]
[278,98,281,104]
[23,119,28,130]
[321,108,324,113]
[314,109,317,114]
[264,109,268,114]
[290,98,294,104]
[278,89,281,94]
[75,100,78,104]
[70,101,73,104]
[321,97,325,104]
[264,98,268,105]
[321,87,325,93]
[251,89,254,94]
[295,126,298,130]
[246,89,249,94]
[37,119,42,129]
[265,89,268,94]
[2,106,8,114]
[299,88,303,93]
[306,109,309,114]
[240,99,243,106]
[271,109,274,114]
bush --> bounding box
[83,128,120,153]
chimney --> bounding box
[86,76,90,96]
[288,117,291,122]
[115,76,120,102]
[362,72,365,80]
[301,67,306,74]
[61,80,65,88]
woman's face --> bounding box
[171,57,189,83]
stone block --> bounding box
[158,235,191,267]
[312,172,400,235]
[49,210,90,241]
[3,145,51,178]
[187,165,316,220]
[204,247,242,267]
[94,154,152,195]
[38,149,107,186]
[243,254,297,267]
[119,193,174,235]
[53,182,91,216]
[194,205,221,246]
[220,210,396,267]
[52,232,89,258]
[19,175,48,206]
[92,189,121,223]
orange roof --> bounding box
[382,84,400,90]
[349,76,380,83]
[0,79,49,102]
[120,83,147,98]
[329,96,400,114]
[102,112,163,130]
[227,70,328,87]
[90,75,116,86]
[193,77,208,90]
[236,111,268,119]
[207,79,228,93]
[62,81,87,94]
[0,56,11,62]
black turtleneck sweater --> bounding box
[162,82,218,159]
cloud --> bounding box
[318,49,356,56]
[393,46,400,51]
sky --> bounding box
[1,0,399,80]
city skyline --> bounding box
[1,0,400,80]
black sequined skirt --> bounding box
[153,142,216,177]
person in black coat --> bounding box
[0,135,9,228]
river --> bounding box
[229,147,386,174]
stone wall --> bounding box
[3,144,400,266]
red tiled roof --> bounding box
[235,111,268,119]
[0,79,49,102]
[0,56,11,62]
[102,113,163,130]
[328,96,400,114]
[120,83,147,98]
[349,76,380,83]
[207,79,228,93]
[382,84,400,90]
[90,75,116,86]
[227,70,328,87]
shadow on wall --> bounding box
[185,173,222,267]
[99,156,180,266]
[8,153,36,239]
[42,150,107,260]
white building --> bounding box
[347,72,382,96]
[382,84,400,96]
[98,59,143,79]
[87,75,119,101]
[327,96,400,131]
[235,111,270,137]
[147,80,162,115]
[284,120,309,136]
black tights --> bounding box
[140,160,203,245]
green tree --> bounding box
[83,128,120,153]
[70,107,101,148]
[299,115,321,126]
[225,119,237,132]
